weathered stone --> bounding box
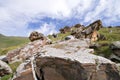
[110,41,120,57]
[82,20,103,35]
[35,57,120,80]
[52,33,58,38]
[29,31,46,42]
[12,60,34,80]
[0,55,8,63]
[81,20,103,41]
[60,26,71,34]
[64,35,75,40]
[0,60,12,77]
[71,27,84,39]
[110,41,120,62]
[12,39,120,80]
[7,48,21,63]
[6,40,45,62]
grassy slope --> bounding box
[49,27,120,58]
[0,34,29,55]
[95,27,120,57]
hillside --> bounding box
[0,34,29,55]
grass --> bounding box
[9,61,22,72]
[1,60,22,80]
[1,74,13,80]
[0,35,29,49]
[48,32,71,42]
[94,27,120,57]
[0,34,29,55]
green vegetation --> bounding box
[1,61,22,80]
[48,32,71,42]
[9,61,22,72]
[1,74,13,80]
[99,27,120,41]
[94,27,120,57]
[0,34,29,55]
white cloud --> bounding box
[28,23,58,36]
[0,0,120,36]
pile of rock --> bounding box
[29,31,46,42]
[71,20,105,42]
[7,31,52,63]
[59,26,71,34]
[71,25,84,39]
[13,39,120,80]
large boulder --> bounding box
[71,27,84,39]
[35,57,120,80]
[59,26,71,34]
[12,39,120,80]
[0,60,12,77]
[13,60,34,80]
[29,31,46,42]
[64,35,75,40]
[110,41,120,62]
[82,20,103,35]
[81,20,103,41]
[33,39,120,80]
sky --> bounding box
[0,0,120,36]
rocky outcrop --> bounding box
[64,35,75,40]
[110,41,120,62]
[0,60,12,77]
[60,26,71,34]
[71,20,103,41]
[82,20,103,35]
[6,40,45,62]
[71,26,84,39]
[29,31,46,42]
[12,39,120,80]
[13,60,34,80]
[82,20,103,41]
[35,57,120,80]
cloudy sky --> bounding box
[0,0,120,36]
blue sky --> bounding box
[0,0,120,36]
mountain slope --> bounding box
[0,34,29,55]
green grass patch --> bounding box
[0,35,29,49]
[1,74,13,80]
[9,61,21,72]
[94,27,120,57]
[48,32,71,42]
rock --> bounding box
[97,34,106,40]
[35,57,120,80]
[0,55,8,63]
[12,39,120,80]
[0,60,12,77]
[90,31,99,42]
[60,26,71,34]
[74,24,84,28]
[7,48,21,63]
[82,20,103,35]
[81,20,103,41]
[33,39,120,80]
[89,43,101,49]
[29,31,46,42]
[12,60,34,80]
[110,41,120,62]
[6,40,45,62]
[52,33,57,38]
[110,41,120,57]
[71,27,84,39]
[64,35,75,40]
